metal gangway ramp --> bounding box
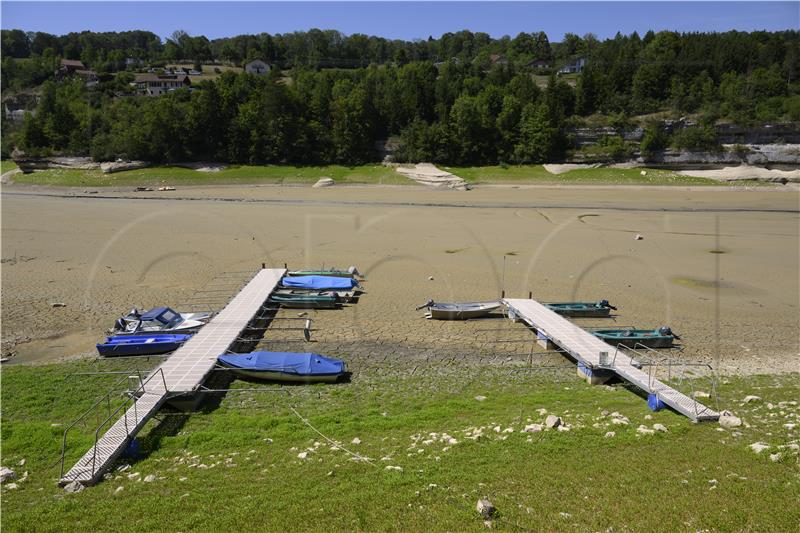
[503,298,719,422]
[60,268,286,486]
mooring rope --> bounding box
[289,405,376,467]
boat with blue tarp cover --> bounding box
[280,275,360,291]
[96,333,193,357]
[217,351,349,382]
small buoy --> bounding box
[428,276,434,281]
[634,234,643,240]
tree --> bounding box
[514,103,556,163]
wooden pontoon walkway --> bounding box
[60,268,285,486]
[503,298,719,422]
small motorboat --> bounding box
[217,351,349,383]
[592,326,679,348]
[112,306,213,335]
[268,293,340,309]
[96,333,193,357]
[286,266,361,278]
[545,300,616,318]
[279,275,361,291]
[416,300,502,320]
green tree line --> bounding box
[5,29,799,165]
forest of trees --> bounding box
[2,28,799,164]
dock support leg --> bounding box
[577,362,614,385]
[536,330,556,350]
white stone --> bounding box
[719,414,743,429]
[351,437,361,445]
[537,408,548,416]
[17,459,25,467]
[523,424,543,433]
[63,481,84,493]
[693,391,711,399]
[5,483,18,490]
[637,425,655,435]
[312,177,334,188]
[769,453,783,462]
[611,417,629,426]
[385,465,403,472]
[749,442,770,454]
[545,415,562,429]
[474,395,487,402]
[0,467,15,483]
[115,486,124,494]
[604,431,616,438]
[476,499,496,518]
[297,452,308,459]
[143,474,156,483]
[653,424,668,432]
[743,395,762,403]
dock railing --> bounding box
[59,368,167,480]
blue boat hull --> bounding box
[96,334,192,357]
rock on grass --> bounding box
[476,499,496,519]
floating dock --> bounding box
[60,268,285,486]
[503,298,719,422]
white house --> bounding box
[245,59,271,75]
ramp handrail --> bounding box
[87,368,167,477]
[59,373,131,479]
[646,357,719,418]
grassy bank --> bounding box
[451,165,725,186]
[1,160,18,174]
[2,359,798,531]
[4,163,732,188]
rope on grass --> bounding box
[289,405,376,467]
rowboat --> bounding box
[96,333,193,357]
[591,326,679,348]
[545,300,616,318]
[217,351,349,383]
[417,300,502,320]
[280,275,361,291]
[286,266,361,278]
[112,307,213,335]
[273,288,359,303]
[268,293,340,309]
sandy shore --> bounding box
[2,183,798,375]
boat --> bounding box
[268,293,340,309]
[96,333,193,357]
[112,307,213,335]
[416,300,502,320]
[591,326,679,348]
[280,275,361,291]
[545,300,617,318]
[286,266,361,278]
[217,351,349,383]
[273,288,360,303]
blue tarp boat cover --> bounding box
[218,351,346,376]
[281,275,358,290]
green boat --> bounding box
[591,326,679,348]
[545,300,616,317]
[268,293,340,309]
[286,266,360,278]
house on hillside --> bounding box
[245,60,271,75]
[558,57,587,74]
[489,54,509,66]
[55,59,99,87]
[528,58,552,70]
[133,73,191,96]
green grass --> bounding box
[1,160,18,174]
[2,359,798,532]
[11,165,408,188]
[450,165,726,186]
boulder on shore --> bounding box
[313,177,335,188]
[100,160,150,174]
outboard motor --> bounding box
[348,265,361,277]
[113,318,126,331]
[658,326,680,339]
[128,307,141,318]
[598,299,617,310]
[415,299,435,311]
